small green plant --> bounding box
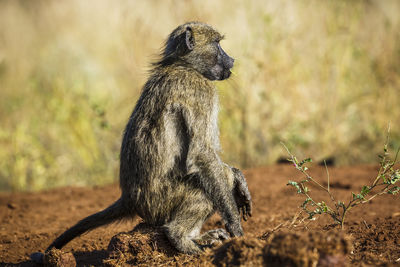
[282,133,400,229]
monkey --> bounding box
[31,22,252,262]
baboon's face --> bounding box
[203,41,235,81]
[189,27,234,81]
[171,23,235,81]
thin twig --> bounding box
[324,160,330,193]
[289,210,302,227]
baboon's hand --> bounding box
[232,168,252,221]
[225,221,244,237]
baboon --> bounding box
[31,21,252,261]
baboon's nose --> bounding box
[226,56,234,69]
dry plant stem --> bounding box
[339,145,399,228]
[281,143,336,205]
[372,147,399,187]
[324,160,330,193]
[282,143,342,225]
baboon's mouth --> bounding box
[221,69,231,80]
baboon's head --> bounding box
[161,22,234,81]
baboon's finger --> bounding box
[243,203,251,221]
[242,206,247,221]
[248,202,253,217]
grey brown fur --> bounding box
[31,22,252,261]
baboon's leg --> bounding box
[163,194,214,254]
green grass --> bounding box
[0,0,399,191]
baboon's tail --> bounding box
[30,198,129,264]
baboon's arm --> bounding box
[181,108,243,237]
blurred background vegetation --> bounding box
[0,0,399,191]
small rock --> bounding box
[7,203,17,209]
[43,248,76,267]
[392,212,400,217]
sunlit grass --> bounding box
[0,0,399,191]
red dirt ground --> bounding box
[0,164,399,266]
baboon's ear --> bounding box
[185,26,195,50]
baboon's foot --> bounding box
[163,226,203,255]
[174,237,204,255]
[196,228,230,247]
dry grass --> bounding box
[0,0,399,191]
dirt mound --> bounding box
[210,237,265,266]
[262,230,351,267]
[41,248,76,267]
[104,223,180,266]
[209,230,351,267]
[102,224,352,267]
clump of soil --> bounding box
[104,223,177,266]
[105,223,268,266]
[104,223,205,266]
[210,237,265,266]
[262,230,352,267]
[43,248,76,267]
[104,223,352,267]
